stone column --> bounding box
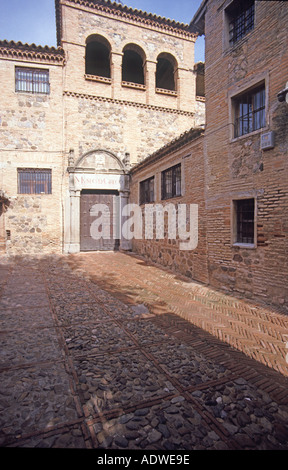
[68,189,81,253]
[119,190,132,251]
[145,60,157,105]
[0,203,5,252]
[111,51,123,99]
[177,66,195,112]
[119,173,132,251]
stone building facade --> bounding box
[129,0,288,312]
[1,0,287,313]
[191,0,288,310]
[0,0,204,255]
[0,42,65,255]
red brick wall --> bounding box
[203,0,288,310]
[130,1,288,313]
[130,133,209,284]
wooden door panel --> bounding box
[80,191,119,251]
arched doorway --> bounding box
[65,149,130,253]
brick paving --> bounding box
[0,252,288,450]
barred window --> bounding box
[18,169,52,194]
[235,199,255,244]
[161,164,181,200]
[227,0,255,45]
[234,85,265,138]
[140,177,154,205]
[15,67,50,94]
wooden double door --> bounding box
[80,190,120,251]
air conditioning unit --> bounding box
[260,131,275,150]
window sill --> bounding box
[161,195,182,201]
[122,81,146,91]
[232,242,256,249]
[156,88,177,97]
[230,126,268,143]
[84,74,112,84]
[18,193,52,196]
[140,202,154,206]
[223,28,255,57]
[15,91,50,96]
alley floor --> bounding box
[0,251,288,450]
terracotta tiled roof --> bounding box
[55,0,197,45]
[131,126,205,173]
[0,40,65,63]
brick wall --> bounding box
[130,128,208,284]
[199,0,288,310]
[0,52,65,254]
[0,0,205,255]
[130,1,288,313]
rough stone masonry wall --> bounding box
[61,1,200,165]
[130,135,208,285]
[0,57,65,254]
[5,194,62,255]
[203,0,288,311]
[64,93,195,165]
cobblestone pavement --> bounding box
[0,252,288,450]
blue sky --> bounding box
[0,0,205,61]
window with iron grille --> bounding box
[18,169,52,194]
[140,176,154,205]
[15,67,50,94]
[227,0,255,45]
[235,198,255,244]
[233,85,265,138]
[161,164,181,200]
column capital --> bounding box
[111,51,124,59]
[144,59,157,66]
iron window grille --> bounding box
[161,164,181,200]
[236,199,255,244]
[18,169,52,194]
[15,67,50,94]
[228,0,255,45]
[234,85,265,138]
[140,176,154,205]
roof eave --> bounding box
[55,0,62,47]
[189,0,208,36]
[131,127,205,175]
[55,0,196,40]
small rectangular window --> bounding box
[227,0,255,46]
[233,85,265,138]
[140,176,154,204]
[18,169,52,194]
[15,67,50,94]
[161,164,181,200]
[234,198,255,245]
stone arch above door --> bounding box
[65,149,131,254]
[74,149,128,174]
